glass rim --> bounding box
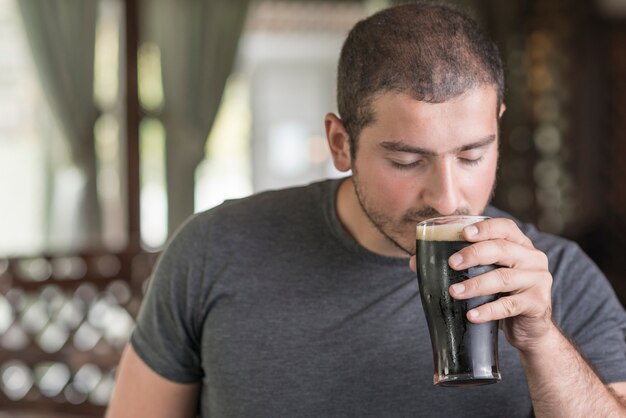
[416,215,491,228]
[416,215,491,241]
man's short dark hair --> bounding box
[337,2,504,159]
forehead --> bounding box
[363,87,500,151]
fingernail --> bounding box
[468,310,479,319]
[449,253,463,267]
[465,225,478,237]
[451,283,465,294]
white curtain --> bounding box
[145,0,250,235]
[17,0,101,249]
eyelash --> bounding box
[390,161,423,170]
[459,156,485,166]
[391,156,485,170]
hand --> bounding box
[409,218,554,353]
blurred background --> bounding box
[0,0,624,416]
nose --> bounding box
[422,158,459,216]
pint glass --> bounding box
[416,215,501,386]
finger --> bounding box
[449,268,551,300]
[409,256,417,273]
[464,218,534,248]
[465,292,546,324]
[449,239,548,271]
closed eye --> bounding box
[459,156,485,166]
[390,160,424,170]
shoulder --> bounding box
[165,179,336,257]
[211,179,332,225]
[192,179,331,227]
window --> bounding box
[0,0,126,256]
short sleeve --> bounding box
[130,214,208,383]
[551,243,626,384]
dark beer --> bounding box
[416,217,501,387]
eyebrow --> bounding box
[379,135,496,156]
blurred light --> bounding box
[98,166,121,199]
[1,323,29,351]
[89,371,115,406]
[64,382,89,405]
[196,72,252,212]
[74,363,103,393]
[534,160,561,188]
[534,95,560,122]
[73,322,102,352]
[51,256,87,280]
[37,321,69,353]
[95,254,121,278]
[94,0,120,108]
[529,64,553,94]
[0,294,14,334]
[597,0,626,17]
[536,188,563,209]
[20,299,49,334]
[268,121,309,176]
[103,306,134,347]
[528,31,553,61]
[74,283,99,305]
[0,361,33,400]
[534,123,561,155]
[5,288,25,312]
[35,362,70,397]
[94,114,120,162]
[15,258,51,282]
[88,298,111,329]
[140,117,167,249]
[55,299,85,330]
[140,183,168,248]
[106,280,132,305]
[194,157,254,212]
[40,285,66,316]
[0,259,8,275]
[138,42,164,111]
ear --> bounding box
[498,103,506,118]
[325,113,352,172]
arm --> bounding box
[410,218,626,417]
[519,325,626,417]
[105,343,201,418]
[451,219,626,417]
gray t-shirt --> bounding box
[131,178,626,417]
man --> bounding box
[107,3,626,417]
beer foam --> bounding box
[416,223,466,241]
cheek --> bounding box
[359,162,416,206]
[382,181,412,205]
[384,181,420,215]
[463,158,497,198]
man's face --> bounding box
[350,86,501,255]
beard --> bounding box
[351,171,495,256]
